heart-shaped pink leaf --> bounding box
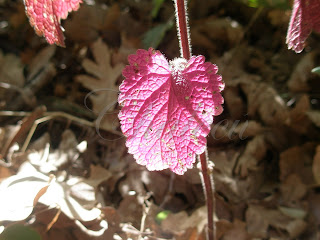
[286,0,320,53]
[118,48,224,175]
[24,0,82,46]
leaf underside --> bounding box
[286,0,320,53]
[118,48,224,175]
[23,0,82,46]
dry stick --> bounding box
[174,1,215,240]
[139,198,152,240]
[19,112,96,152]
[0,106,46,159]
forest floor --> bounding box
[0,0,320,239]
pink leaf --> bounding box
[118,48,224,175]
[286,0,320,53]
[24,0,82,46]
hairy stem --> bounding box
[199,150,215,240]
[174,0,191,59]
[174,1,215,239]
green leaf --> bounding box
[0,224,41,240]
[311,66,320,76]
[142,20,173,49]
[152,0,166,18]
[156,210,171,224]
[236,0,290,9]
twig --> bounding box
[139,197,152,240]
[20,111,97,152]
[0,106,46,159]
[0,110,122,154]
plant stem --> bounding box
[199,150,215,240]
[174,0,191,59]
[174,1,215,239]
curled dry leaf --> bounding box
[76,38,124,132]
[288,52,317,92]
[241,81,289,126]
[246,204,307,238]
[233,121,264,139]
[280,174,307,203]
[219,219,249,240]
[235,135,267,178]
[286,94,313,134]
[212,148,265,202]
[210,120,263,144]
[225,65,289,127]
[279,143,315,183]
[161,206,207,235]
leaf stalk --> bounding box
[174,0,191,59]
[199,151,215,240]
[174,1,216,239]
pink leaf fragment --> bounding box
[23,0,82,46]
[118,48,224,175]
[286,0,320,53]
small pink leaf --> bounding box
[24,0,82,46]
[286,0,320,53]
[118,48,224,175]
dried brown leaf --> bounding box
[216,219,233,240]
[279,143,315,183]
[76,38,124,132]
[161,206,207,235]
[280,174,307,203]
[64,4,121,44]
[234,121,264,139]
[224,87,246,120]
[211,148,264,202]
[312,145,320,184]
[0,50,24,88]
[222,219,250,240]
[308,193,320,225]
[235,135,267,177]
[117,195,143,227]
[210,149,239,177]
[27,45,56,81]
[288,52,317,92]
[242,81,289,126]
[192,17,244,53]
[246,204,307,238]
[286,95,312,134]
[307,110,320,128]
